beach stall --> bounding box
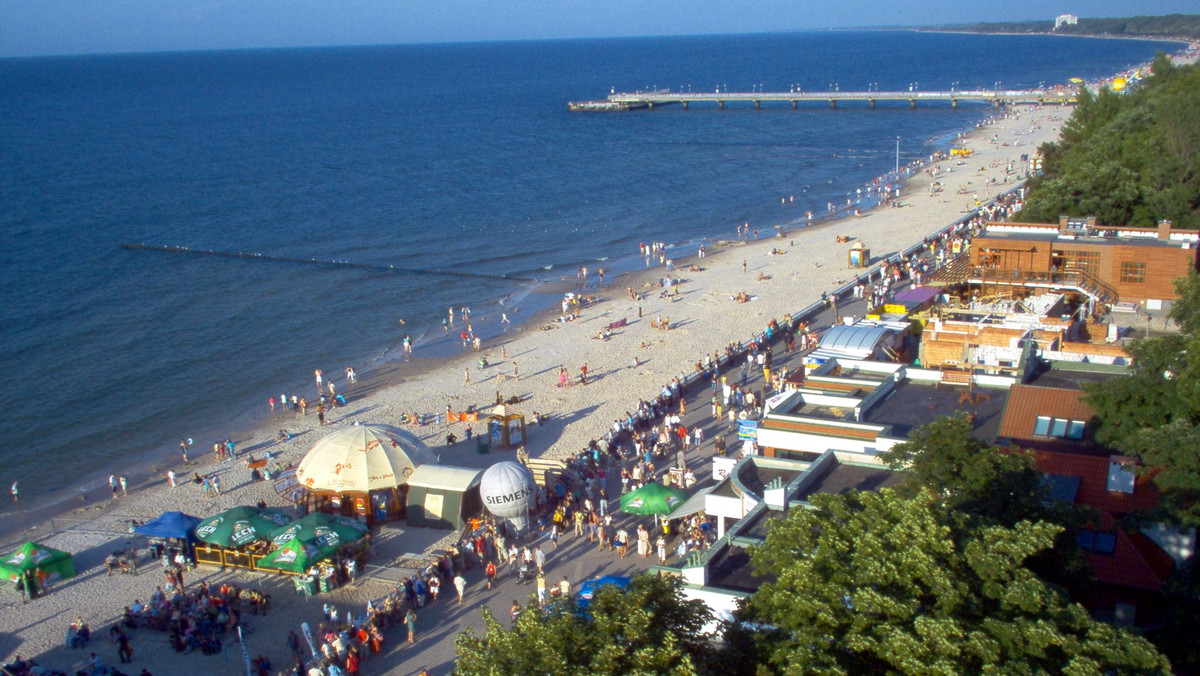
[296,424,436,525]
[1,541,75,599]
[486,404,526,451]
[883,286,941,315]
[134,510,203,563]
[847,241,871,268]
[193,506,293,570]
[405,465,484,530]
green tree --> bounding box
[1018,58,1200,229]
[1084,273,1200,527]
[739,489,1170,675]
[454,574,713,676]
[882,414,1046,525]
[881,415,1094,595]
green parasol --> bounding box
[194,506,294,548]
[267,512,368,550]
[0,541,75,583]
[256,537,338,573]
[619,482,690,516]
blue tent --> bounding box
[577,575,631,604]
[134,511,203,540]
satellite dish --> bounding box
[479,461,537,535]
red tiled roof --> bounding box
[1088,529,1173,592]
[1034,451,1160,515]
[999,384,1102,454]
[1034,450,1171,591]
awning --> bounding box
[406,464,483,492]
[671,486,716,518]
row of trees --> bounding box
[1017,55,1200,229]
[941,14,1200,40]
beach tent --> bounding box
[405,464,484,530]
[577,575,631,601]
[255,538,338,574]
[195,506,294,548]
[0,541,75,585]
[620,482,689,517]
[134,511,203,541]
[267,512,368,550]
[297,424,437,525]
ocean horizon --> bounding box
[0,30,1179,503]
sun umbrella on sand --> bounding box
[134,511,203,541]
[195,506,294,548]
[620,482,689,517]
[266,512,368,550]
[255,538,338,574]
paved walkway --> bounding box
[368,288,875,675]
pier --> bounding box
[568,88,1076,111]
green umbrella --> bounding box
[619,482,690,516]
[267,512,368,550]
[0,541,75,583]
[255,538,338,573]
[195,506,294,548]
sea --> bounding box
[0,30,1178,502]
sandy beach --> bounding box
[0,102,1069,675]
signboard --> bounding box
[737,419,758,441]
[424,493,444,521]
[712,456,737,481]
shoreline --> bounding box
[0,98,1031,544]
[1,95,1074,673]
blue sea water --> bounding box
[0,31,1177,500]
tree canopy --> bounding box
[739,489,1170,675]
[1017,56,1200,229]
[1082,274,1200,527]
[454,574,713,676]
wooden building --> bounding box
[950,218,1200,307]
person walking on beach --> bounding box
[512,362,519,381]
[269,397,275,413]
[167,470,177,488]
[454,573,466,604]
[463,368,471,386]
[406,607,418,644]
[314,369,323,392]
[346,366,357,384]
[109,475,119,499]
[119,476,128,496]
[10,481,16,503]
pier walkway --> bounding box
[569,88,1076,111]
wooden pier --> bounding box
[568,88,1076,111]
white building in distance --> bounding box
[1055,14,1079,29]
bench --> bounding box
[937,369,973,388]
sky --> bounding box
[0,0,1195,58]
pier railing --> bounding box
[569,88,1076,111]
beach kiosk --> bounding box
[847,241,871,269]
[486,404,526,451]
[296,424,437,525]
[405,465,484,530]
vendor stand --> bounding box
[296,424,436,525]
[486,404,526,451]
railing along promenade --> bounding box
[568,88,1076,111]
